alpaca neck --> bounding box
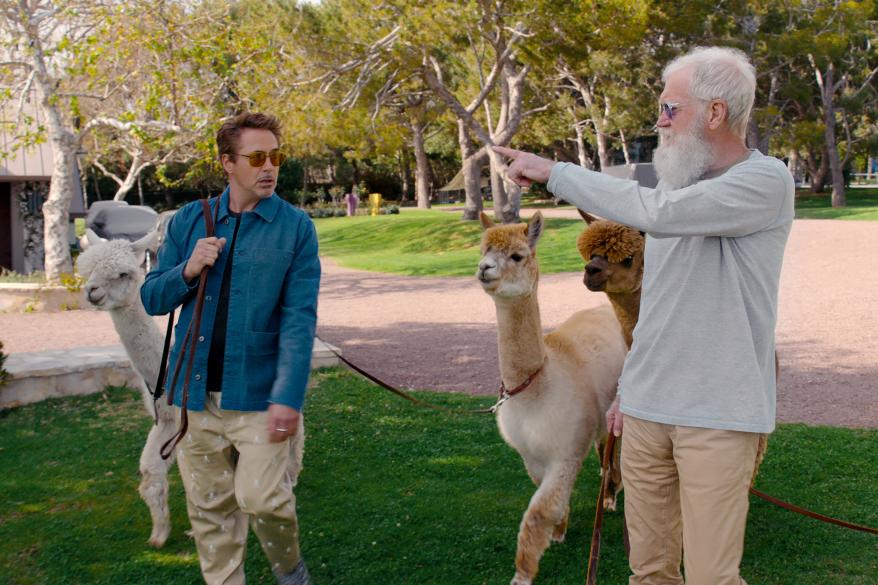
[493,288,547,389]
[109,300,164,385]
[606,289,641,349]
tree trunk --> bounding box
[619,129,631,165]
[412,121,431,209]
[822,93,846,207]
[459,121,482,220]
[573,121,593,169]
[489,161,508,222]
[594,122,610,170]
[787,149,800,186]
[868,155,875,180]
[398,149,411,202]
[807,148,830,194]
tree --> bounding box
[0,0,229,280]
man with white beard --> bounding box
[494,46,794,585]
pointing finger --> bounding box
[492,145,522,160]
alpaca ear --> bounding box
[527,211,544,250]
[133,229,161,255]
[578,209,598,225]
[83,228,105,250]
[479,212,494,231]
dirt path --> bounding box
[2,219,876,428]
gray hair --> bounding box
[663,46,756,138]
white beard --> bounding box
[653,122,715,190]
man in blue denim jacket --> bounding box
[142,112,319,585]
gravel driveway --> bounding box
[2,218,876,428]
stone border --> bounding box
[1,339,341,409]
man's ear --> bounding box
[220,153,234,175]
[707,99,728,131]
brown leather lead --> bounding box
[160,198,218,460]
[749,487,878,534]
[585,433,617,585]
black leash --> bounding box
[327,346,496,415]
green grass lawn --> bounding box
[314,210,586,276]
[795,188,878,220]
[1,370,876,584]
[316,189,877,277]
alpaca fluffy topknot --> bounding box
[577,220,643,263]
[481,223,530,253]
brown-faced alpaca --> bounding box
[77,229,305,547]
[477,212,627,585]
[576,210,645,349]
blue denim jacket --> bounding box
[141,188,321,412]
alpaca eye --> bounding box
[510,253,523,262]
[621,257,633,268]
[118,272,129,279]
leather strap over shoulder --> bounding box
[159,196,219,460]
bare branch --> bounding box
[92,159,124,187]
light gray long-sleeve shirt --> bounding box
[547,150,795,432]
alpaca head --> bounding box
[477,211,543,299]
[576,211,645,294]
[77,229,160,310]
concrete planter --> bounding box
[0,283,84,313]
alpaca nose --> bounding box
[585,264,603,276]
[87,285,105,303]
[478,260,496,279]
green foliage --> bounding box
[0,376,876,584]
[0,270,45,284]
[0,341,9,387]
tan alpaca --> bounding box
[477,211,627,585]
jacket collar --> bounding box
[215,186,280,223]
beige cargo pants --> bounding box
[621,415,760,585]
[176,392,303,585]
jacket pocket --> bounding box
[246,330,279,355]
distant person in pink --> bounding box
[345,188,359,216]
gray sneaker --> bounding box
[276,559,312,585]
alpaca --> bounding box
[77,229,305,547]
[477,212,628,585]
[576,210,645,349]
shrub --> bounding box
[0,341,9,387]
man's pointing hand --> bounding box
[492,146,557,188]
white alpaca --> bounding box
[477,212,627,585]
[77,229,304,547]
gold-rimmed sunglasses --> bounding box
[236,148,285,168]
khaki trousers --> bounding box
[621,415,759,585]
[176,392,301,585]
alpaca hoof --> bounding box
[510,574,533,585]
[602,494,617,512]
[147,525,170,548]
[185,529,196,539]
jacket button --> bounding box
[194,374,201,381]
[224,218,230,225]
[206,295,212,301]
[198,336,205,342]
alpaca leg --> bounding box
[511,463,580,585]
[596,437,622,511]
[139,403,177,548]
[551,510,569,543]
